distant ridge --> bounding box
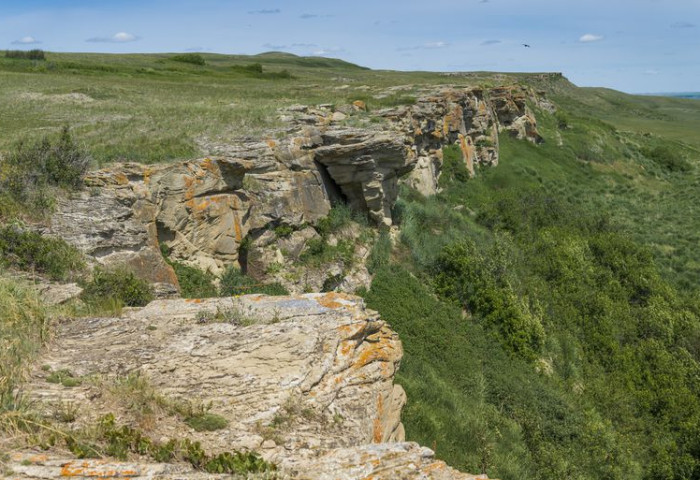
[644,92,700,99]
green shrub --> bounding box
[0,224,85,280]
[185,413,228,432]
[169,261,217,298]
[642,145,691,172]
[0,126,90,212]
[274,225,294,238]
[5,49,45,60]
[367,231,391,274]
[169,53,206,66]
[299,238,355,267]
[316,203,360,236]
[230,63,295,80]
[219,266,289,296]
[81,268,153,308]
[439,144,470,187]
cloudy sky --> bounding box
[1,0,698,93]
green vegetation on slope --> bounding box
[362,105,700,478]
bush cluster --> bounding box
[81,268,153,308]
[231,63,294,80]
[0,224,85,280]
[219,266,289,296]
[5,49,45,60]
[642,145,691,172]
[0,127,91,212]
[169,53,206,66]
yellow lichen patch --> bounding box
[443,105,464,135]
[60,461,125,478]
[266,139,277,148]
[317,292,355,310]
[458,134,475,177]
[353,333,396,371]
[200,157,220,175]
[183,176,196,201]
[339,340,355,357]
[422,462,447,473]
[114,173,129,186]
[352,100,367,111]
[185,298,204,304]
[372,394,384,443]
[232,197,243,243]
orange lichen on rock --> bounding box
[232,196,243,242]
[372,394,384,442]
[353,331,395,370]
[458,134,475,177]
[199,157,218,174]
[114,173,129,186]
[352,100,367,111]
[443,105,464,135]
[317,292,354,310]
[60,461,128,478]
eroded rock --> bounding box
[25,294,405,457]
[48,86,542,292]
[10,293,488,479]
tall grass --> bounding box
[0,277,48,413]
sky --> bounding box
[1,0,698,93]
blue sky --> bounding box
[1,0,698,93]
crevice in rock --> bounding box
[156,220,176,247]
[315,160,348,206]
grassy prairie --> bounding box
[0,51,571,164]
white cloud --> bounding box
[424,41,449,48]
[579,33,604,43]
[397,41,450,51]
[671,21,695,29]
[248,9,280,14]
[86,32,140,43]
[12,36,41,45]
[263,43,288,50]
[300,13,333,19]
[644,69,659,75]
[311,46,344,56]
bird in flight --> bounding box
[522,44,531,48]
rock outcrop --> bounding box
[7,445,488,479]
[9,294,485,479]
[47,85,543,292]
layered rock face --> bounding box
[48,86,543,290]
[11,293,486,479]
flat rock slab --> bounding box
[6,444,488,480]
[26,294,405,458]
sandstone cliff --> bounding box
[47,85,544,294]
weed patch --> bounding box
[80,268,153,308]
